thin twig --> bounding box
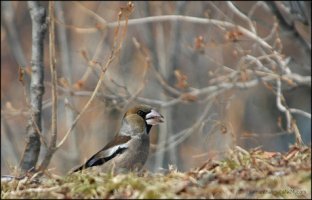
[55,1,80,165]
[56,5,131,149]
[56,51,113,149]
[248,1,269,18]
[122,37,150,108]
[152,101,213,157]
[73,1,107,25]
[226,1,256,33]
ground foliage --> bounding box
[1,145,311,199]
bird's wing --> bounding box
[73,135,131,172]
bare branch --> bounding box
[276,79,303,145]
[57,15,273,50]
[20,1,47,173]
[152,101,213,157]
[248,1,270,18]
[226,1,256,33]
[38,1,58,171]
[289,108,311,119]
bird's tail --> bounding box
[69,164,85,174]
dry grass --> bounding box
[1,145,311,199]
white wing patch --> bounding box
[87,143,129,167]
[105,143,129,158]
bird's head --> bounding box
[125,104,164,125]
[121,104,164,135]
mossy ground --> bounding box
[1,145,311,199]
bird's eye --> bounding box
[137,110,145,117]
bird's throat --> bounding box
[146,124,152,134]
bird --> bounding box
[71,104,164,173]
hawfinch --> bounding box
[72,104,164,173]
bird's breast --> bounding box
[116,135,150,171]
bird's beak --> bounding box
[146,109,164,125]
